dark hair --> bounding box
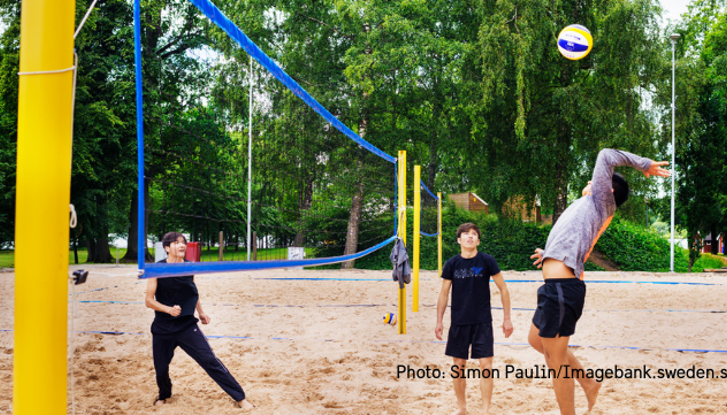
[456,223,481,239]
[162,232,187,248]
[612,173,629,208]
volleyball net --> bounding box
[419,180,440,238]
[134,0,399,278]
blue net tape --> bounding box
[420,180,438,201]
[141,235,397,279]
[186,0,396,164]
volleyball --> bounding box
[383,312,397,325]
[557,24,593,60]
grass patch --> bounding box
[691,253,727,272]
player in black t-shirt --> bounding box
[435,223,513,415]
[145,232,254,410]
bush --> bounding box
[595,218,690,272]
[354,202,699,273]
[691,253,727,272]
[355,201,560,271]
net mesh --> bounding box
[419,180,439,237]
[138,5,397,275]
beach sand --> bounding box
[1,266,726,414]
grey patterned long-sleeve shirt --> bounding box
[542,149,653,279]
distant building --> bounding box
[503,195,552,225]
[449,192,489,214]
[697,233,724,254]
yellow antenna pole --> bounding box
[413,166,420,312]
[397,151,406,334]
[15,0,75,413]
[438,192,442,277]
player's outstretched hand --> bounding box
[644,161,670,178]
[530,248,544,269]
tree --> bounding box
[667,1,727,269]
[473,0,665,223]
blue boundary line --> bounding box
[3,329,723,353]
[142,235,397,279]
[72,300,727,314]
[254,277,723,286]
[256,277,392,281]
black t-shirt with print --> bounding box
[442,252,501,325]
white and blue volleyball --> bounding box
[383,312,397,325]
[557,24,593,60]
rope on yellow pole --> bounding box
[413,166,420,312]
[438,192,442,278]
[397,151,406,334]
[15,0,75,413]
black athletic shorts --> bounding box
[532,278,586,338]
[445,323,494,360]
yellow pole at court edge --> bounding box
[413,166,420,312]
[15,0,75,413]
[438,192,442,278]
[397,151,406,334]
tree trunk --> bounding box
[342,178,365,269]
[342,114,370,268]
[710,224,717,254]
[123,189,138,262]
[122,180,153,263]
[86,238,96,263]
[91,237,114,263]
[73,234,79,265]
[552,159,569,224]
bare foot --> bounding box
[584,381,601,412]
[452,408,466,415]
[236,399,255,410]
[153,399,166,407]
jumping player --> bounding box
[529,149,670,414]
[145,232,254,409]
[435,223,513,415]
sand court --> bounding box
[1,266,726,414]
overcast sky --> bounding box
[660,0,693,22]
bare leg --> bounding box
[541,335,575,415]
[478,357,493,414]
[528,323,600,412]
[560,348,600,412]
[452,357,467,415]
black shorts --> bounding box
[445,323,494,360]
[532,278,586,338]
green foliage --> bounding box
[0,0,723,273]
[664,1,727,267]
[594,218,690,272]
[474,0,664,222]
[353,203,710,273]
[355,200,553,271]
[691,253,727,272]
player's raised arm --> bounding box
[590,149,653,202]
